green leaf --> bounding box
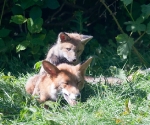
[146,22,150,34]
[136,14,148,24]
[12,5,23,15]
[37,34,46,41]
[0,38,5,49]
[20,0,35,10]
[0,29,11,37]
[31,38,44,45]
[108,39,117,48]
[13,0,18,2]
[16,44,26,52]
[29,6,42,20]
[120,0,133,6]
[125,21,146,32]
[34,61,42,70]
[0,38,10,53]
[116,34,134,59]
[16,40,30,52]
[141,4,150,16]
[26,33,32,41]
[27,18,43,33]
[45,0,60,9]
[31,45,40,54]
[44,30,57,44]
[35,0,44,6]
[10,15,27,24]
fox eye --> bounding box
[77,81,81,85]
[65,82,69,85]
[66,48,71,51]
[77,50,81,53]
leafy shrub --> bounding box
[0,0,150,73]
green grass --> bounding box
[1,47,150,125]
[1,67,150,125]
[1,46,150,125]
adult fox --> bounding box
[26,57,92,106]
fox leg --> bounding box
[25,77,36,94]
[38,93,48,103]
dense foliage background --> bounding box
[1,1,150,124]
[0,0,150,73]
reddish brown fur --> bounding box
[25,57,92,105]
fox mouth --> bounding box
[63,93,77,106]
[59,58,70,63]
[59,57,77,64]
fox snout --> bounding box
[72,58,77,62]
[65,56,78,64]
[76,93,81,99]
[68,93,81,100]
[66,54,77,62]
[61,49,78,63]
[62,89,81,106]
[71,57,78,64]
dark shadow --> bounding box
[81,80,148,104]
[81,82,104,102]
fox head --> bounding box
[42,57,92,106]
[57,32,93,65]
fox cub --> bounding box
[25,57,92,106]
[39,32,93,74]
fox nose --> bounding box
[76,94,81,99]
[73,59,76,62]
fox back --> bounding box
[26,57,92,106]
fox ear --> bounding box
[42,60,60,76]
[79,57,93,75]
[58,32,70,42]
[81,35,93,45]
